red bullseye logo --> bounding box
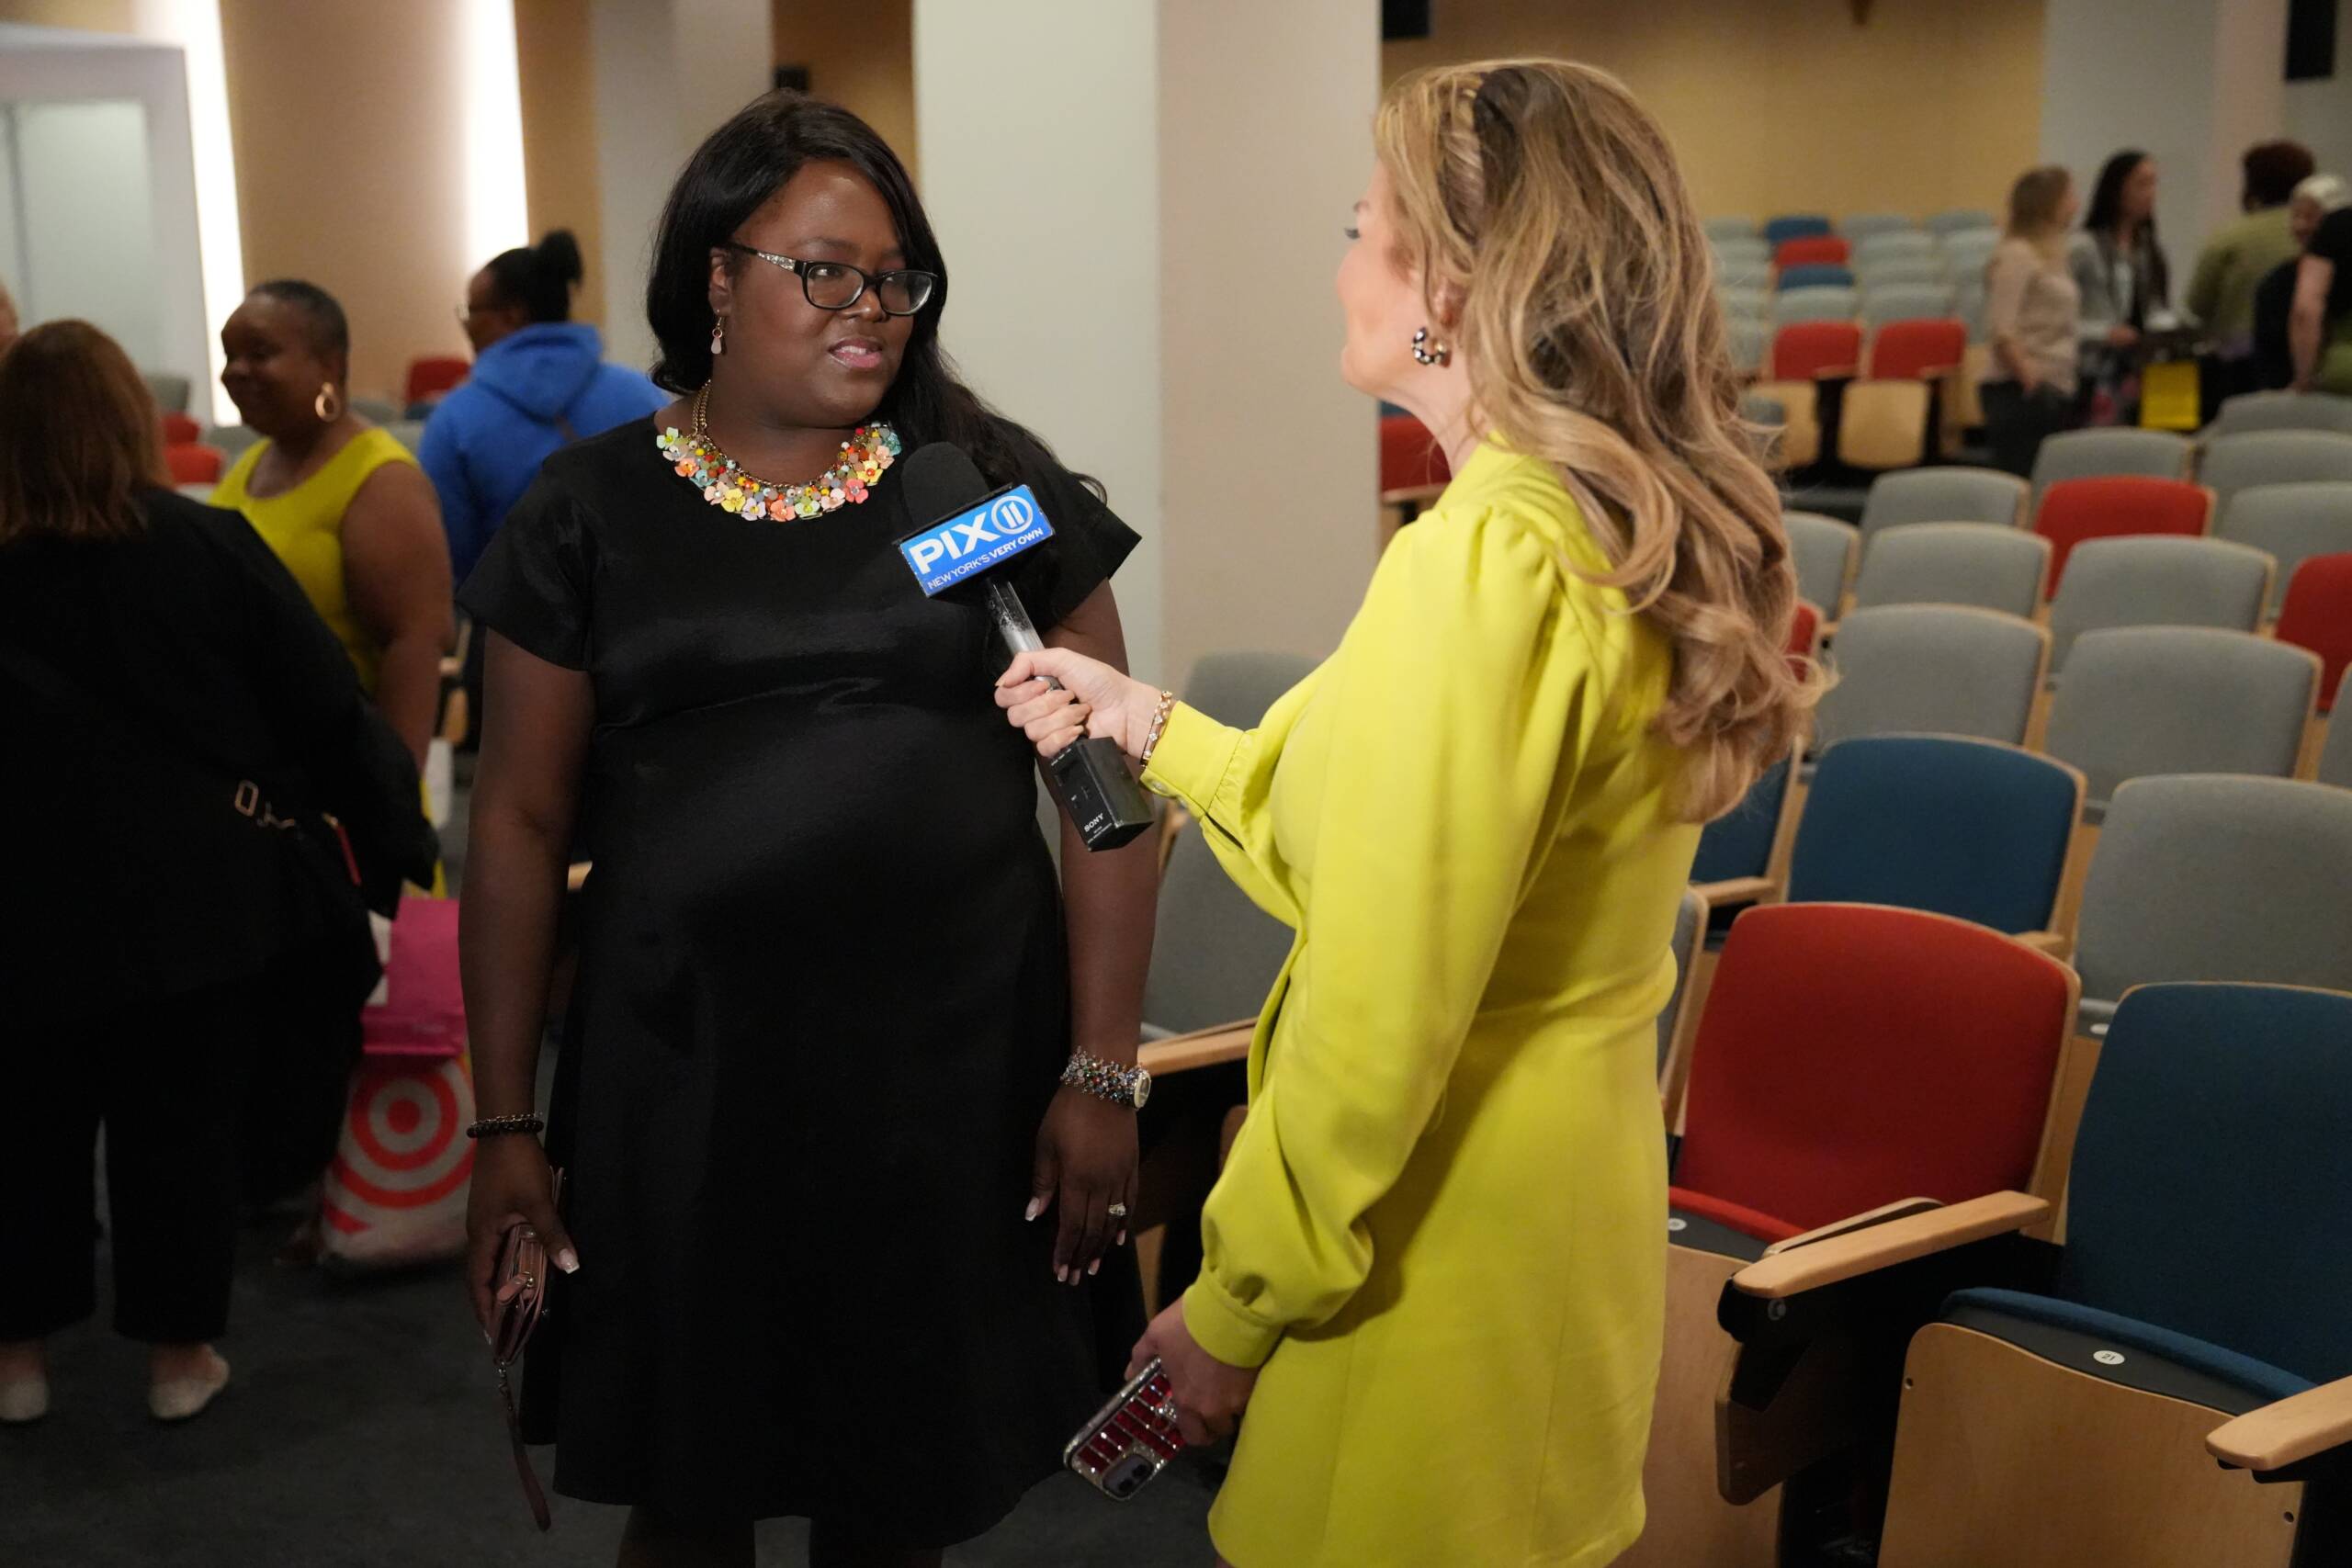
[323,1059,475,1235]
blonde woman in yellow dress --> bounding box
[214,281,452,768]
[999,61,1815,1567]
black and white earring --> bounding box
[709,317,727,356]
[1411,326,1451,367]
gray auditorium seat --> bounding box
[2044,536,2275,673]
[1140,822,1294,1037]
[1860,283,1956,325]
[142,372,191,413]
[1812,604,2048,749]
[201,424,263,461]
[1183,650,1317,729]
[2073,775,2352,1024]
[2214,480,2352,616]
[1851,523,2049,618]
[2196,430,2352,521]
[1927,209,1997,237]
[1772,286,1860,325]
[1858,466,2029,547]
[2207,391,2352,438]
[2030,428,2193,499]
[2042,627,2319,819]
[1657,886,1707,1080]
[1783,511,1860,614]
[2322,702,2352,788]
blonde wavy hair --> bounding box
[1375,60,1816,821]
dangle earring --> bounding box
[313,381,343,422]
[1410,326,1451,367]
[709,316,727,356]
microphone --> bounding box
[897,444,1155,852]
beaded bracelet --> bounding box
[466,1112,547,1140]
[1138,690,1177,767]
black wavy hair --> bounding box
[482,229,584,324]
[645,90,1066,492]
[2083,150,2167,304]
[250,278,349,364]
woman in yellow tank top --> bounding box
[214,281,452,766]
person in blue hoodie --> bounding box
[422,229,666,588]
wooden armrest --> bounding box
[2209,1375,2352,1473]
[1730,1190,2049,1299]
[1379,481,1446,508]
[438,655,463,681]
[1138,1020,1254,1076]
[2014,930,2071,959]
[1761,1197,1942,1256]
[1692,875,1778,908]
[565,861,592,893]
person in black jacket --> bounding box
[0,321,433,1427]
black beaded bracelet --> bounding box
[466,1113,547,1140]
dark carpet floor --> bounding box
[1,1215,1219,1566]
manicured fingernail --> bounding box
[481,1327,492,1346]
[1088,1259,1101,1277]
[555,1248,580,1273]
[1023,1197,1046,1222]
[1056,1265,1069,1283]
[1117,1231,1129,1247]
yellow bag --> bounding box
[2140,358,2200,431]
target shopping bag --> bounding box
[322,897,476,1270]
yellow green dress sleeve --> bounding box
[1146,507,1596,1368]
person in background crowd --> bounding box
[420,229,666,592]
[2291,175,2352,395]
[2070,150,2167,422]
[0,277,18,355]
[1000,58,1817,1568]
[2188,141,2318,398]
[458,93,1151,1568]
[2254,174,2347,390]
[1982,166,2083,476]
[0,322,431,1429]
[212,281,453,768]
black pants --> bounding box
[1981,379,2076,478]
[0,977,261,1343]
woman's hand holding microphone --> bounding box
[995,649,1161,763]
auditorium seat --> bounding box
[1782,511,1860,614]
[1926,208,1998,237]
[1179,650,1316,730]
[164,444,224,486]
[1838,212,1913,241]
[1771,286,1861,327]
[1852,523,2048,618]
[351,396,401,426]
[1865,318,1967,378]
[159,412,201,445]
[1942,229,2001,277]
[1771,321,1863,380]
[1688,753,1798,919]
[1656,886,1708,1088]
[2206,389,2352,437]
[1630,902,2076,1568]
[2274,554,2352,713]
[1860,285,1957,327]
[1777,262,1857,291]
[1836,379,1934,468]
[1871,983,2352,1568]
[403,355,469,405]
[1812,604,2049,750]
[1858,465,2027,548]
[2198,430,2352,520]
[1774,234,1851,269]
[1764,213,1834,246]
[1137,818,1290,1045]
[2043,629,2317,824]
[2322,679,2352,782]
[2043,536,2273,672]
[2032,476,2214,594]
[1853,228,1937,262]
[141,371,191,413]
[1783,736,2080,946]
[2212,479,2352,615]
[1717,283,1770,321]
[1856,257,1951,294]
[1724,316,1770,378]
[1705,216,1761,243]
[2030,427,2195,498]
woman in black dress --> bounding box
[458,95,1158,1566]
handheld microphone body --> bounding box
[898,445,1155,852]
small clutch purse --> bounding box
[491,1170,562,1531]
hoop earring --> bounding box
[313,382,343,422]
[1411,327,1451,367]
[709,318,726,356]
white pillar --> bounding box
[914,0,1378,686]
[2041,0,2290,263]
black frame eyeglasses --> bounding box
[723,243,939,316]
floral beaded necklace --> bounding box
[654,383,901,522]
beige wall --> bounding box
[771,0,916,179]
[515,0,604,325]
[1385,0,2045,222]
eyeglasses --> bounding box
[723,243,939,316]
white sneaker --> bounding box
[148,1349,230,1423]
[0,1373,49,1425]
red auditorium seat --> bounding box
[1866,318,1967,380]
[159,412,202,445]
[1774,234,1851,269]
[164,444,224,486]
[404,355,470,405]
[1378,412,1449,495]
[2275,551,2352,713]
[1787,599,1821,670]
[1634,902,2078,1568]
[1770,321,1862,381]
[2032,475,2214,595]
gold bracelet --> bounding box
[1138,690,1177,767]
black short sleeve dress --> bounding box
[459,415,1140,1542]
